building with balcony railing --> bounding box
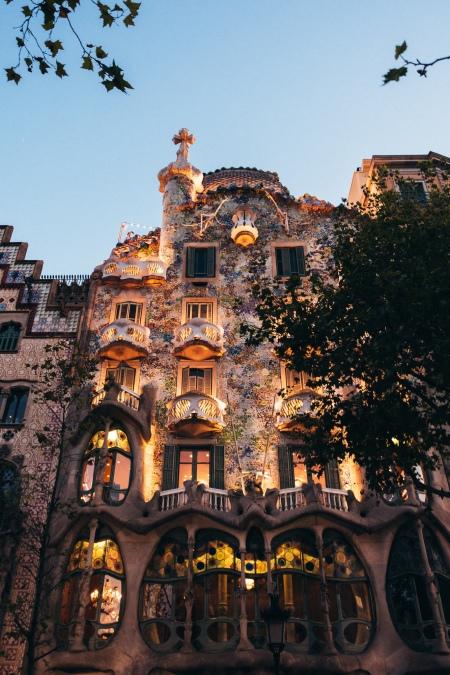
[10,137,449,675]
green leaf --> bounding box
[5,67,21,84]
[394,41,407,60]
[95,46,108,59]
[55,61,68,78]
[81,55,94,70]
[382,66,408,85]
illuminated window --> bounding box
[186,247,216,278]
[58,524,124,650]
[185,300,214,322]
[115,302,143,323]
[139,529,188,651]
[272,529,373,653]
[161,445,224,491]
[275,246,305,276]
[106,363,136,390]
[387,523,450,651]
[79,424,131,505]
[192,530,240,650]
[1,388,28,425]
[278,446,340,489]
[0,323,21,352]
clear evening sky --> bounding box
[1,0,450,274]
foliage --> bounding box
[242,168,450,496]
[384,40,450,84]
[3,0,140,91]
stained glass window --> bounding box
[79,423,131,505]
[58,525,124,650]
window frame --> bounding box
[271,241,307,278]
[0,387,29,426]
[114,301,143,324]
[184,243,218,281]
[0,322,21,352]
[177,360,217,397]
[181,297,217,324]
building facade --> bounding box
[2,136,450,675]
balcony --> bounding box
[278,486,350,512]
[159,486,231,512]
[173,318,225,361]
[98,319,150,360]
[276,390,314,432]
[101,258,167,286]
[91,384,141,411]
[166,392,226,436]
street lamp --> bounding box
[261,593,290,675]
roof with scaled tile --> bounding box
[202,167,291,196]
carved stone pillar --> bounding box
[315,529,337,655]
[237,548,252,650]
[69,518,98,651]
[180,531,195,652]
[93,420,110,506]
[416,519,449,653]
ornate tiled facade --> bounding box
[2,139,450,675]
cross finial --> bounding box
[172,128,195,162]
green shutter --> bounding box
[206,247,215,277]
[186,248,196,277]
[290,246,305,275]
[278,446,294,488]
[210,445,224,489]
[162,445,179,490]
[325,460,340,489]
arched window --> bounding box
[387,523,450,651]
[58,524,124,650]
[1,388,28,425]
[192,530,240,650]
[0,323,21,352]
[139,528,188,652]
[322,529,373,652]
[0,460,20,533]
[79,423,131,505]
[243,527,269,648]
[272,529,373,653]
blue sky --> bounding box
[1,0,450,274]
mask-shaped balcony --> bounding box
[101,258,167,286]
[166,393,226,437]
[98,319,150,360]
[173,318,225,361]
[276,390,314,432]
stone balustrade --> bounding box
[98,319,150,360]
[173,318,225,360]
[101,258,167,286]
[166,392,226,436]
[91,384,141,411]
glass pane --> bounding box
[179,450,193,463]
[111,454,131,491]
[103,455,112,484]
[80,456,96,500]
[197,450,210,463]
[306,577,323,622]
[108,428,130,452]
[67,539,89,571]
[100,575,122,624]
[196,462,210,486]
[146,531,189,579]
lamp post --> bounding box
[261,593,290,675]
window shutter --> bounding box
[275,248,284,276]
[181,367,189,394]
[162,445,179,490]
[325,460,341,489]
[206,247,215,277]
[186,248,196,277]
[204,368,212,396]
[292,246,305,275]
[281,248,291,275]
[210,445,224,489]
[278,446,294,489]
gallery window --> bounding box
[275,246,305,276]
[272,528,373,653]
[1,387,29,425]
[140,528,189,651]
[58,524,124,650]
[0,322,21,352]
[115,302,143,323]
[186,246,216,278]
[181,366,213,396]
[79,423,132,505]
[387,522,450,651]
[161,445,224,491]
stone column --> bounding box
[315,528,337,655]
[93,420,111,506]
[69,518,98,651]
